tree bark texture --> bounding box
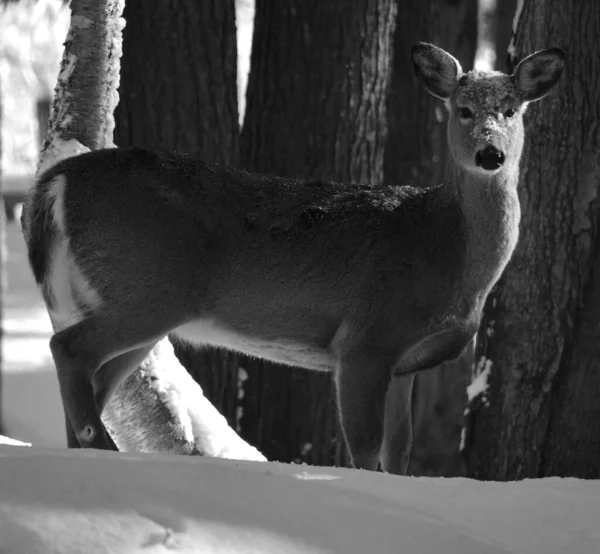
[235,0,396,465]
[385,0,476,476]
[492,0,518,71]
[242,0,395,184]
[464,0,600,480]
[114,0,239,163]
[42,0,123,152]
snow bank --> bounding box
[0,445,598,554]
[0,435,30,446]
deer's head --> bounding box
[412,43,564,176]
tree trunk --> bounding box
[235,0,396,466]
[385,0,476,476]
[41,0,123,154]
[114,0,239,162]
[492,0,517,71]
[463,0,600,480]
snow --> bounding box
[105,4,126,147]
[467,357,493,402]
[0,434,30,447]
[1,445,599,553]
[2,221,64,447]
[36,137,90,175]
[137,339,265,461]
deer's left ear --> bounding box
[512,48,565,103]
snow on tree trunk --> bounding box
[36,0,264,462]
[463,0,600,480]
[234,0,396,466]
[39,0,123,164]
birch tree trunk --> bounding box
[463,0,600,480]
[236,0,396,466]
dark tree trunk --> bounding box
[464,0,600,480]
[114,0,239,162]
[493,0,518,71]
[385,0,476,197]
[236,0,396,465]
[384,0,477,264]
[385,0,476,476]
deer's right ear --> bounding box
[511,48,565,102]
[412,42,462,101]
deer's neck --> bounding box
[445,161,521,310]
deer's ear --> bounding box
[512,48,565,102]
[412,42,462,101]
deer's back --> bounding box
[26,147,467,362]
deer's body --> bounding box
[22,43,563,474]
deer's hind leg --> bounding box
[50,309,189,450]
[64,410,80,449]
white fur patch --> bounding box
[173,319,335,372]
[43,173,102,332]
[46,238,102,333]
[46,174,67,234]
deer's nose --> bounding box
[475,146,505,171]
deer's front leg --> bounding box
[335,353,392,471]
[380,374,415,475]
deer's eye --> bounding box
[457,107,473,119]
[504,108,517,118]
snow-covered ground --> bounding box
[2,217,600,553]
[1,443,599,554]
[2,219,64,447]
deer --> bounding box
[21,43,564,475]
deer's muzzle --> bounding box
[475,146,505,171]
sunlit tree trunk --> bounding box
[385,0,477,476]
[237,0,396,465]
[464,0,600,480]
